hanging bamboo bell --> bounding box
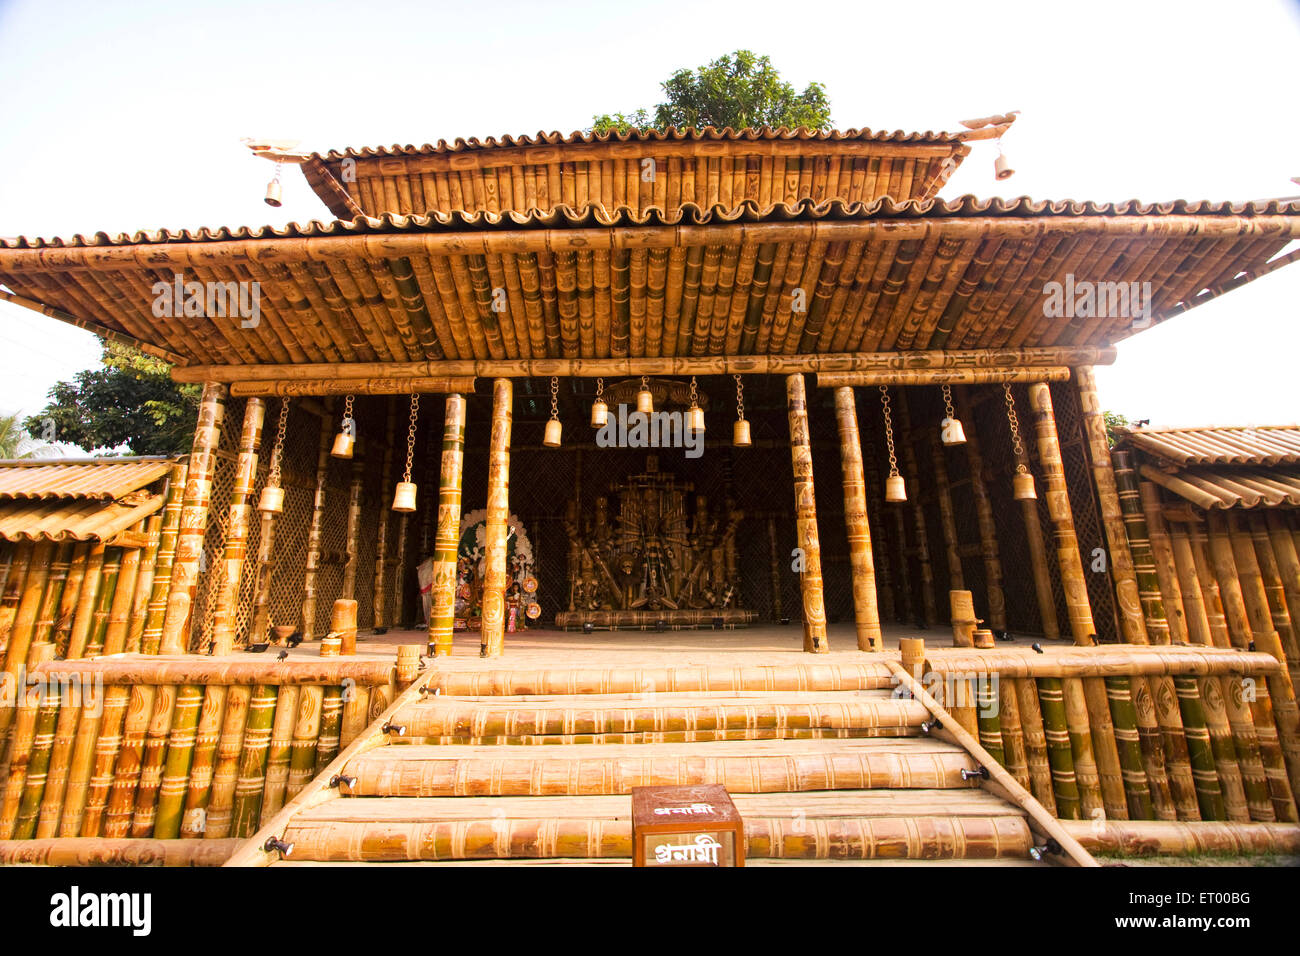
[880,385,907,503]
[391,393,419,512]
[1004,384,1035,499]
[331,394,356,459]
[994,149,1015,180]
[258,398,291,513]
[939,384,966,446]
[732,374,750,446]
[885,474,908,503]
[392,481,417,512]
[257,486,285,513]
[1013,467,1038,500]
[636,376,654,415]
[265,161,284,207]
[544,377,562,447]
[591,377,608,427]
[686,376,704,433]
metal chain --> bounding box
[879,385,899,477]
[268,398,290,487]
[341,393,355,433]
[595,376,604,399]
[1004,383,1027,473]
[689,375,699,405]
[734,374,744,419]
[403,393,419,483]
[549,376,559,421]
[941,383,956,420]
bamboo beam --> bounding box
[832,387,881,651]
[956,387,1006,632]
[27,658,394,686]
[820,368,1072,387]
[480,379,512,658]
[228,376,477,398]
[160,383,227,654]
[172,347,1119,384]
[1058,819,1300,856]
[1027,383,1095,645]
[1075,366,1147,645]
[429,394,467,657]
[211,397,265,655]
[141,462,188,654]
[300,414,332,642]
[0,836,242,866]
[786,374,829,653]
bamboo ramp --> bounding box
[229,664,1078,866]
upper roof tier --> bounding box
[299,127,976,219]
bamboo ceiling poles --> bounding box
[1075,366,1147,645]
[832,387,881,651]
[786,374,829,653]
[1004,385,1058,640]
[300,414,333,643]
[481,379,512,658]
[429,393,467,658]
[955,387,1006,633]
[211,397,266,656]
[160,383,227,655]
[1027,383,1095,646]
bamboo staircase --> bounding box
[234,662,1093,867]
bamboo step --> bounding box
[391,692,928,741]
[343,737,978,797]
[279,790,1032,862]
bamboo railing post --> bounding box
[1113,450,1168,644]
[1075,366,1147,644]
[895,391,938,625]
[786,373,829,653]
[301,414,333,642]
[141,462,188,654]
[212,397,266,655]
[956,387,1006,632]
[428,393,467,657]
[1027,383,1095,645]
[1139,481,1189,645]
[481,378,513,658]
[832,386,881,651]
[160,382,227,654]
[372,399,398,631]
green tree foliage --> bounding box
[24,341,200,456]
[1104,410,1131,447]
[592,50,832,134]
[0,412,56,459]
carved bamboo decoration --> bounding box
[1113,449,1167,644]
[956,387,1006,632]
[429,393,467,657]
[481,378,513,658]
[141,462,188,654]
[832,386,881,651]
[1075,366,1147,644]
[1139,481,1189,645]
[160,382,226,654]
[372,399,398,630]
[301,414,333,642]
[786,373,828,653]
[895,391,938,625]
[1027,383,1095,645]
[211,397,266,655]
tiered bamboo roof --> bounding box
[0,458,177,542]
[1117,425,1300,510]
[1,197,1297,372]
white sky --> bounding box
[1,0,1297,428]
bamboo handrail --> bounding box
[0,837,242,866]
[27,657,396,685]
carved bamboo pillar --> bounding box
[1027,383,1095,645]
[211,397,265,655]
[833,387,881,651]
[429,393,466,657]
[895,391,938,625]
[1140,481,1189,645]
[340,460,364,601]
[1113,449,1165,644]
[1075,366,1148,644]
[371,400,397,630]
[481,379,512,658]
[160,383,227,655]
[786,374,828,653]
[955,388,1006,631]
[300,414,333,642]
[141,461,188,654]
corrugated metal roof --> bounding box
[1121,425,1300,466]
[0,492,164,542]
[1140,464,1300,510]
[0,459,175,499]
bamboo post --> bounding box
[1075,366,1147,644]
[372,399,398,631]
[832,386,881,651]
[481,378,513,658]
[76,685,130,837]
[1113,450,1168,644]
[82,548,122,659]
[286,686,323,799]
[860,452,896,624]
[1196,676,1250,822]
[124,517,163,653]
[1015,677,1057,813]
[956,387,1006,632]
[301,414,333,642]
[1250,513,1299,685]
[1059,677,1104,819]
[141,462,188,654]
[341,459,364,601]
[314,685,344,771]
[1206,512,1253,651]
[203,684,251,839]
[392,513,411,628]
[180,685,227,837]
[102,683,156,837]
[261,684,299,823]
[51,543,89,658]
[331,599,357,656]
[1080,677,1129,820]
[128,681,178,837]
[57,688,107,836]
[1027,383,1095,645]
[230,684,276,838]
[152,683,202,838]
[396,645,422,692]
[27,543,73,663]
[1172,676,1227,820]
[1139,482,1189,645]
[929,430,965,592]
[1130,677,1177,820]
[895,391,938,625]
[997,677,1032,791]
[1011,411,1059,639]
[1189,519,1233,648]
[1104,677,1155,819]
[64,545,105,661]
[1227,513,1294,684]
[99,540,142,657]
[766,516,783,622]
[429,393,467,656]
[1169,524,1214,647]
[786,373,829,653]
[1219,674,1279,822]
[1265,512,1300,644]
[211,397,266,655]
[160,382,227,654]
[248,510,278,645]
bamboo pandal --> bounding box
[173,346,1120,384]
[0,836,242,866]
[1074,366,1147,645]
[211,397,266,655]
[832,386,881,651]
[1057,819,1300,856]
[786,373,829,653]
[159,383,226,654]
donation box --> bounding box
[631,784,744,867]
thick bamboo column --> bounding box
[1205,511,1254,650]
[1075,366,1147,644]
[160,383,227,654]
[1189,519,1233,649]
[1139,481,1189,645]
[1027,383,1095,645]
[340,459,364,601]
[1250,513,1299,684]
[428,393,467,657]
[300,415,333,642]
[1113,450,1167,644]
[928,431,965,591]
[141,462,188,654]
[786,373,829,653]
[860,452,896,624]
[895,392,938,626]
[211,397,265,655]
[481,378,513,658]
[372,399,397,631]
[832,387,881,651]
[1012,420,1059,639]
[956,387,1006,632]
[1169,524,1214,647]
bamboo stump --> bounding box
[429,394,466,657]
[786,374,828,653]
[331,599,358,656]
[481,379,512,658]
[832,387,881,651]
